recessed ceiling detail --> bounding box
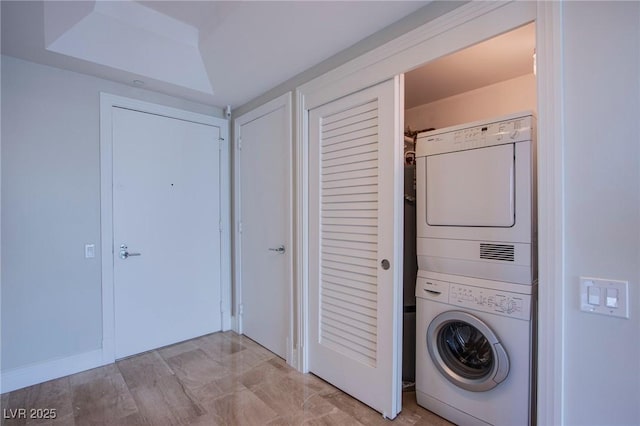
[44,0,213,95]
[2,1,430,107]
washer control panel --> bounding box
[417,277,531,320]
[449,283,531,320]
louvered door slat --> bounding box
[322,315,377,339]
[323,159,378,176]
[322,133,378,154]
[322,209,377,219]
[319,99,380,368]
[321,267,377,286]
[322,201,378,211]
[322,332,376,365]
[322,192,378,203]
[322,238,377,252]
[322,294,376,318]
[322,224,376,235]
[323,253,377,269]
[323,260,376,278]
[322,142,377,161]
[322,100,377,125]
[323,281,377,302]
[322,302,376,328]
[322,275,377,294]
[322,176,378,189]
[322,217,377,227]
[322,321,376,352]
[322,117,378,140]
[322,151,378,169]
[322,244,376,259]
[322,231,377,244]
[323,167,377,182]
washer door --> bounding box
[426,310,509,392]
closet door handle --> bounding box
[269,245,286,254]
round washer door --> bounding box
[426,310,509,392]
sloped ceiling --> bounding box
[1,0,430,108]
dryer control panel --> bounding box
[416,112,535,157]
[416,277,532,320]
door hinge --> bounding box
[238,222,243,233]
[237,138,242,151]
[220,300,225,313]
[239,303,244,315]
[218,139,223,150]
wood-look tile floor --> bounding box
[1,332,453,425]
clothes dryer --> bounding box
[415,112,537,284]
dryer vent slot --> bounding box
[480,243,515,262]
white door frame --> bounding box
[294,1,564,423]
[233,92,295,365]
[99,93,232,364]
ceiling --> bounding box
[1,0,431,109]
[405,22,536,109]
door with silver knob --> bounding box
[112,106,224,359]
[235,93,292,360]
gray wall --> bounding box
[562,2,640,424]
[233,1,466,118]
[1,55,222,371]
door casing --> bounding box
[100,93,231,363]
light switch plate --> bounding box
[85,244,95,259]
[580,277,629,319]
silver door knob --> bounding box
[268,245,286,254]
[119,244,141,259]
[120,250,141,259]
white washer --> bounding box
[416,270,536,426]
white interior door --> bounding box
[112,107,222,359]
[235,94,292,359]
[308,77,403,419]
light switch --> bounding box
[606,288,619,308]
[85,244,95,259]
[580,276,629,319]
[587,286,601,305]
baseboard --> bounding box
[1,349,108,393]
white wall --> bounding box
[562,2,640,425]
[404,73,536,131]
[1,55,222,374]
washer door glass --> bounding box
[427,311,509,392]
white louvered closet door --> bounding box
[308,77,403,419]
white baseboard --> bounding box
[1,349,108,393]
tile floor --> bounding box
[1,331,452,425]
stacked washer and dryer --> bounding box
[414,112,537,426]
